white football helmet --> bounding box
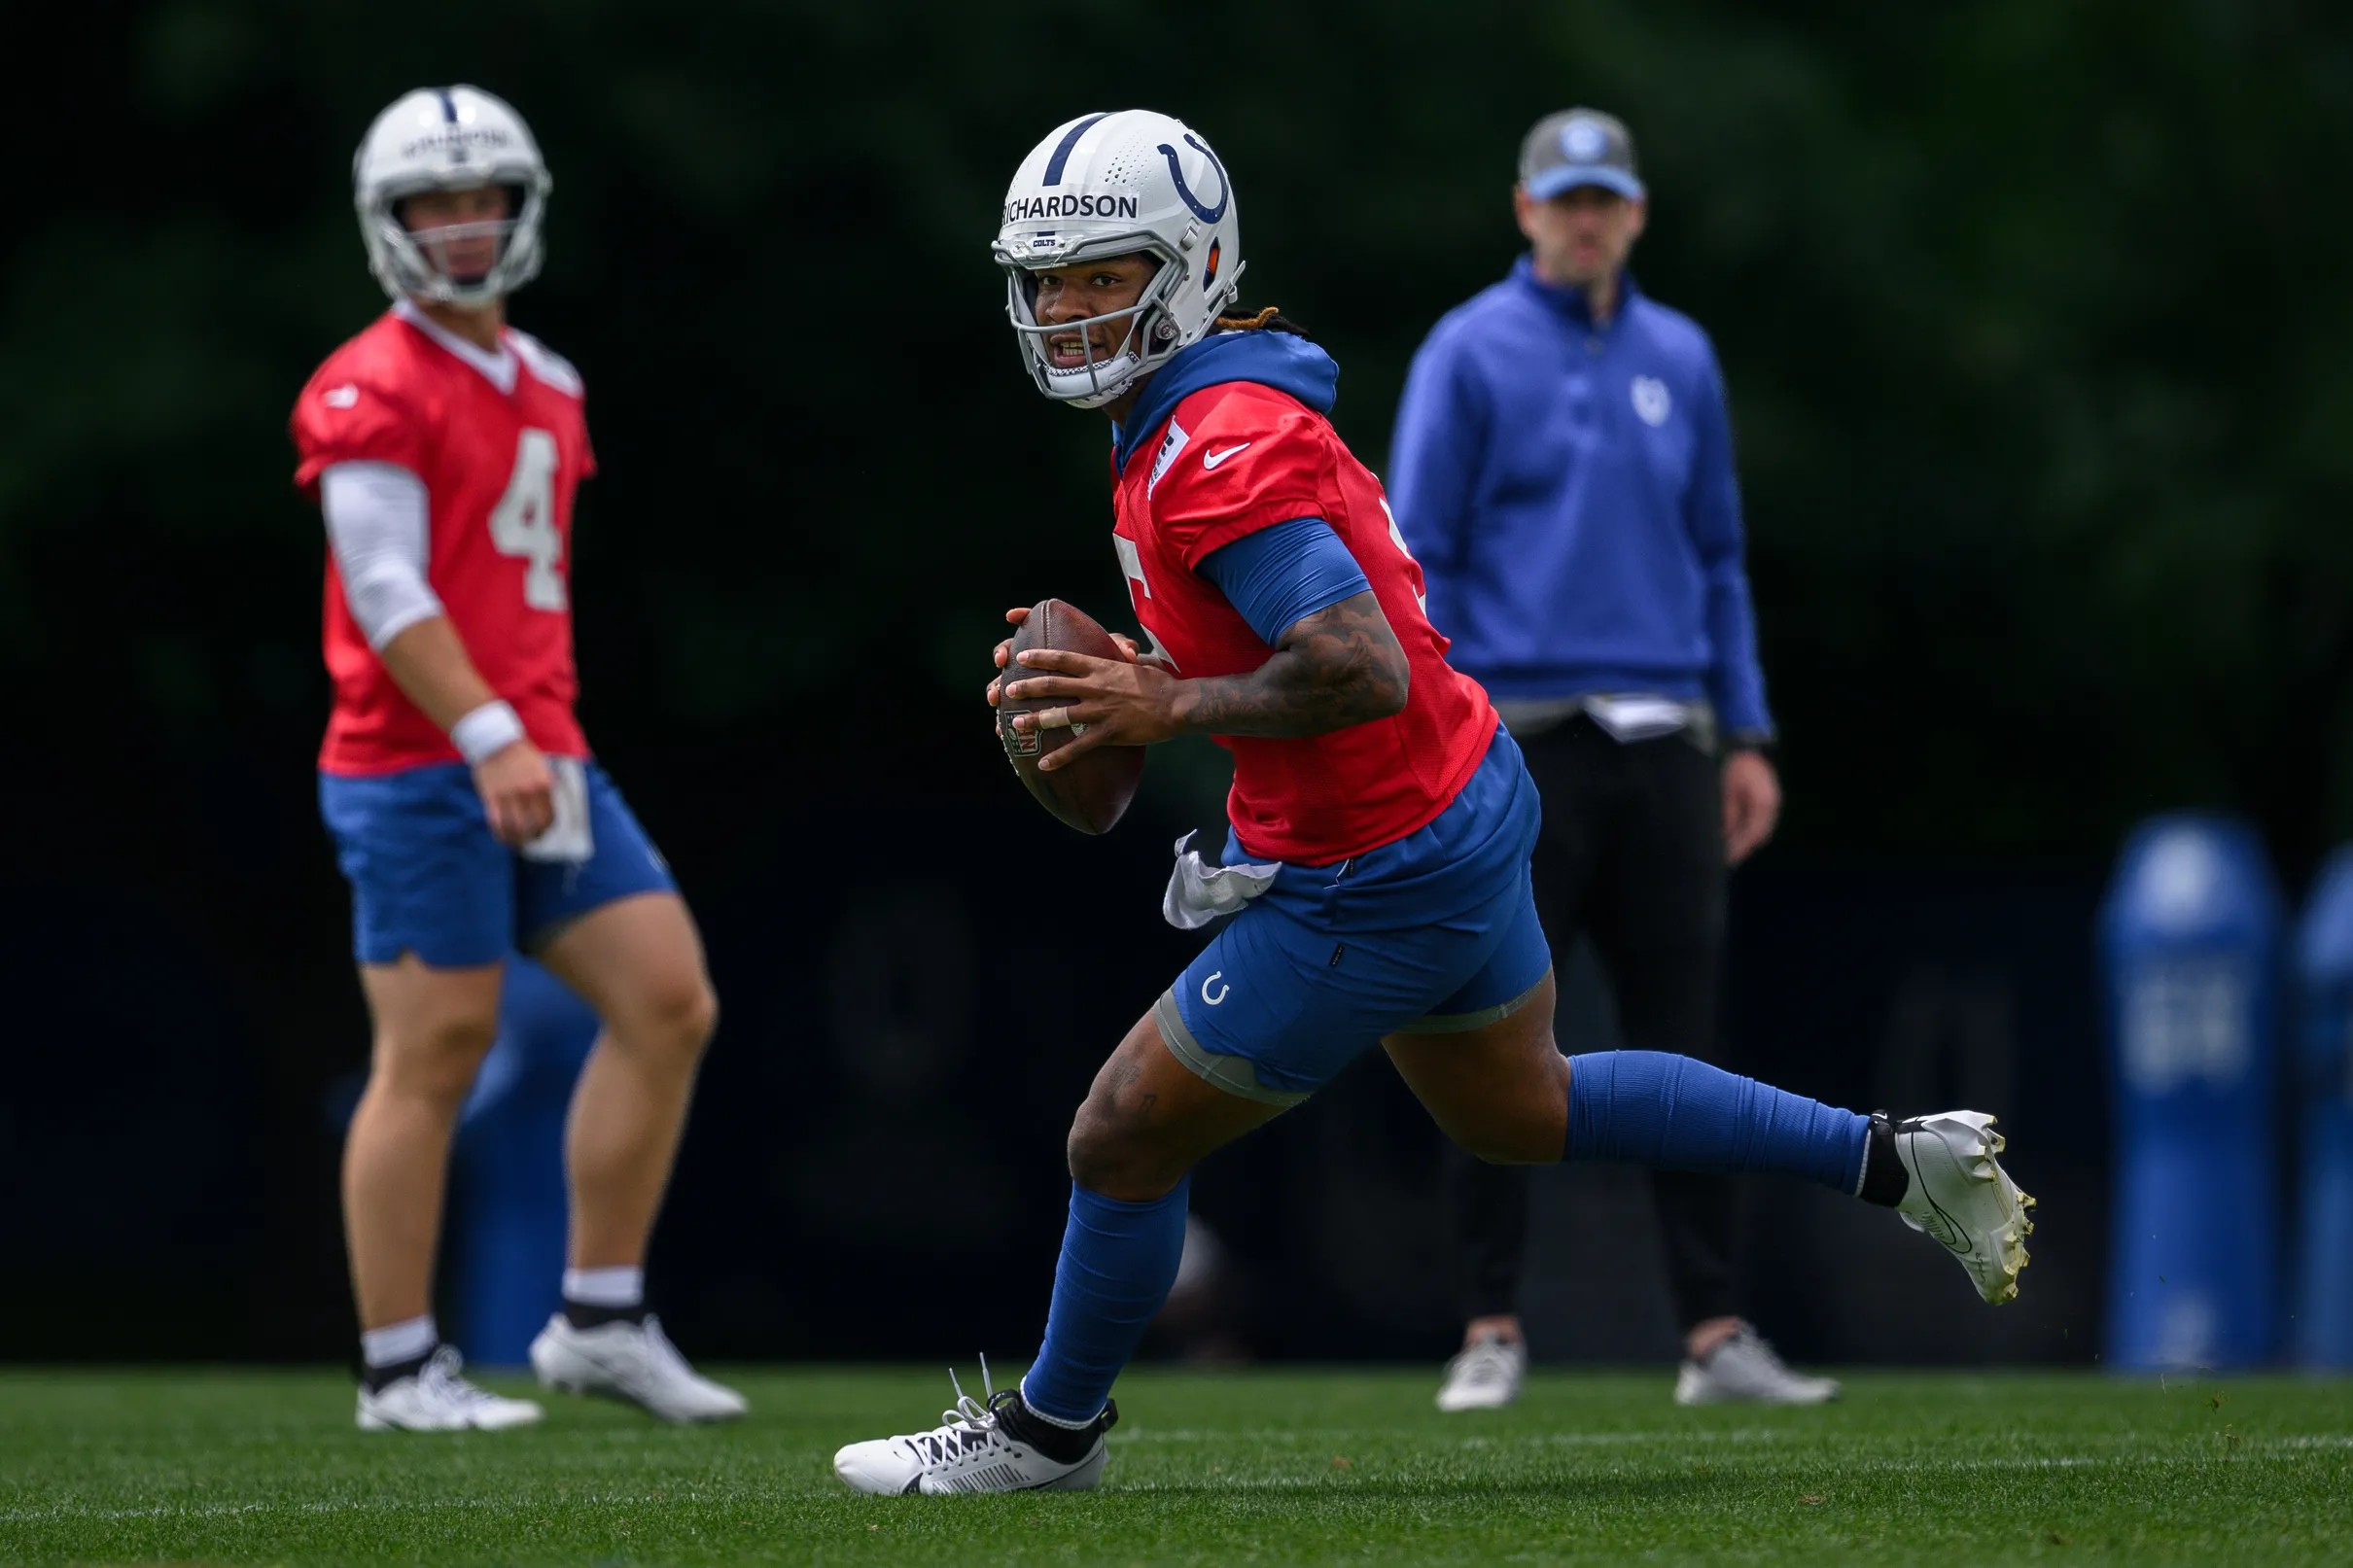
[993,110,1246,407]
[354,86,551,308]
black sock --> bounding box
[1000,1391,1116,1462]
[563,1298,650,1331]
[362,1348,435,1393]
[1858,1114,1909,1207]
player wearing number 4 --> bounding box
[290,86,742,1431]
[831,109,2036,1496]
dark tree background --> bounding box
[4,0,2345,1364]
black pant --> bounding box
[1446,715,1738,1334]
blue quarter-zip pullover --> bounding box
[1387,257,1773,738]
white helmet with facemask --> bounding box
[993,110,1245,408]
[354,86,551,308]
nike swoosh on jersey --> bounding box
[1203,442,1252,470]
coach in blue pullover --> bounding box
[1392,108,1828,1413]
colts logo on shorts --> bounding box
[1631,375,1672,428]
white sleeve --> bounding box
[320,462,443,650]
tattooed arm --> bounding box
[1171,590,1410,737]
[1001,590,1411,767]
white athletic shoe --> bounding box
[833,1365,1115,1495]
[1435,1332,1528,1411]
[355,1344,544,1432]
[1892,1110,2036,1304]
[528,1313,748,1423]
[1674,1325,1841,1406]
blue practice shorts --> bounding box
[318,759,677,969]
[1159,725,1553,1105]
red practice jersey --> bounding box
[1112,379,1498,864]
[292,306,595,776]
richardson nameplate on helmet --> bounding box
[1003,190,1142,225]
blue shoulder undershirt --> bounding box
[1196,517,1371,646]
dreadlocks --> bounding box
[1212,305,1313,340]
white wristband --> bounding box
[450,700,526,765]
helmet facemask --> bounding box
[1001,241,1196,409]
[361,170,549,309]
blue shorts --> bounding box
[1159,726,1553,1105]
[318,760,677,968]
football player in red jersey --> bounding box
[832,112,2033,1495]
[292,86,742,1430]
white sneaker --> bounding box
[834,1365,1115,1495]
[529,1313,748,1423]
[1893,1110,2036,1304]
[356,1344,544,1432]
[1435,1332,1528,1411]
[1674,1325,1841,1406]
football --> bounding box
[997,598,1148,835]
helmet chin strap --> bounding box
[1040,350,1145,408]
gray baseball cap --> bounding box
[1519,108,1644,201]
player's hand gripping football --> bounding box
[474,738,557,846]
[985,607,1155,706]
[987,606,1175,770]
[984,604,1036,709]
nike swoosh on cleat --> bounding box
[1901,1136,1976,1255]
[554,1342,646,1384]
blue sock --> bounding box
[1564,1051,1868,1195]
[1021,1177,1190,1424]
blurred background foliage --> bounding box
[2,0,2347,1359]
[13,0,2352,865]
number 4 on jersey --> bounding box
[490,428,567,611]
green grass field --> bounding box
[3,1368,2348,1565]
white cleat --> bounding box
[834,1365,1114,1495]
[1673,1325,1841,1406]
[1435,1332,1528,1412]
[1893,1110,2036,1305]
[356,1344,544,1432]
[528,1314,748,1424]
